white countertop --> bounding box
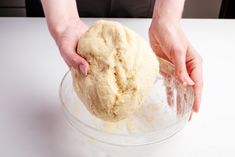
[0,18,235,157]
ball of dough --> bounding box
[72,20,159,121]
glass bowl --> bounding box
[59,58,194,147]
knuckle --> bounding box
[73,54,84,65]
[71,54,80,62]
[170,47,185,61]
[176,69,183,76]
[173,46,185,55]
[176,69,185,80]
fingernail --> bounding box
[183,81,188,86]
[79,64,87,75]
[187,78,195,86]
[182,78,194,86]
[193,106,199,113]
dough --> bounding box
[72,20,159,121]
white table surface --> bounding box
[0,18,235,157]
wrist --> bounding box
[152,15,181,28]
[152,0,184,26]
[151,17,180,28]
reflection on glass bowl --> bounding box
[59,58,194,146]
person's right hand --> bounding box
[149,19,203,120]
[55,20,89,75]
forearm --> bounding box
[153,0,185,23]
[41,0,80,39]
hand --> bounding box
[55,20,89,75]
[149,20,203,117]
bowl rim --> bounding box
[59,57,194,139]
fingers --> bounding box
[187,47,203,113]
[166,86,174,106]
[173,46,203,114]
[171,47,195,86]
[176,89,183,115]
[190,60,203,112]
[60,40,89,75]
[149,24,202,115]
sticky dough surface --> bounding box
[72,20,159,121]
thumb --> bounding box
[68,52,89,76]
[60,44,89,75]
[172,48,194,86]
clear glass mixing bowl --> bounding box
[59,58,194,147]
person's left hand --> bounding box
[149,19,203,120]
